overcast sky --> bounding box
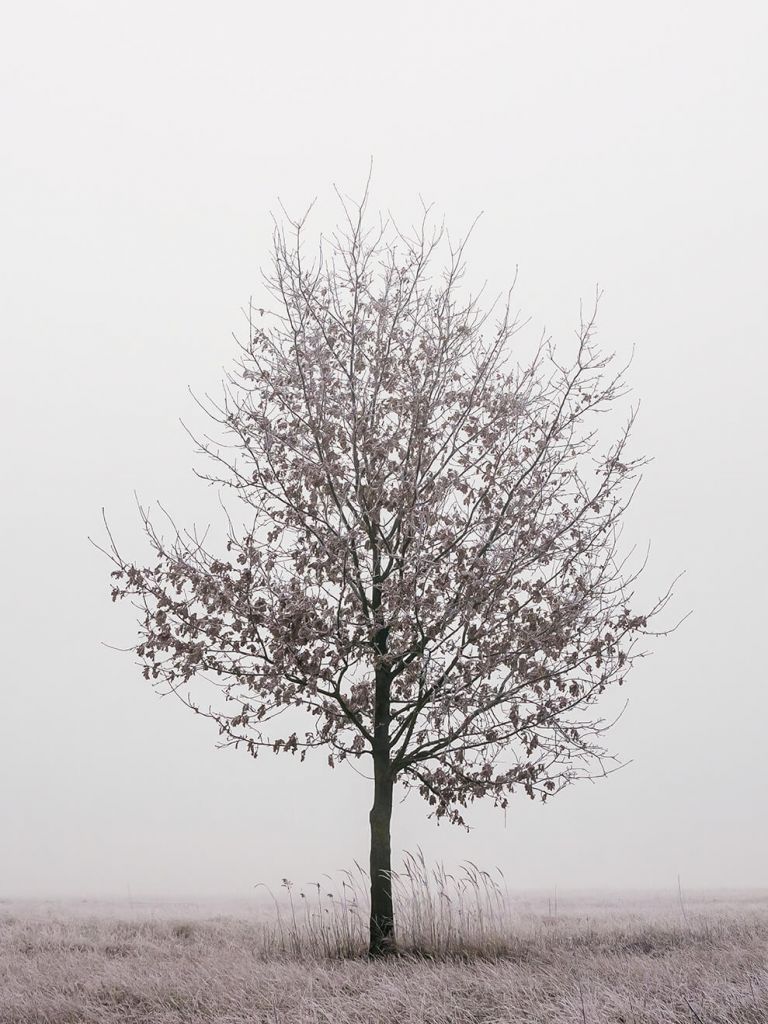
[2,1,766,901]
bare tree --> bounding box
[102,189,672,956]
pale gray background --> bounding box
[2,1,766,899]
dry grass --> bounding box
[2,865,767,1023]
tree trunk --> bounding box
[369,755,395,956]
[369,550,394,956]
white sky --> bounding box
[1,0,766,900]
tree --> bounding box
[102,189,671,956]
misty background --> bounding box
[1,1,766,900]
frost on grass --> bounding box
[1,890,767,1023]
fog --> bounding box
[1,1,766,900]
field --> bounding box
[2,875,767,1023]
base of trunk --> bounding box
[369,915,396,957]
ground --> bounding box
[1,891,766,1023]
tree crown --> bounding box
[106,193,670,825]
